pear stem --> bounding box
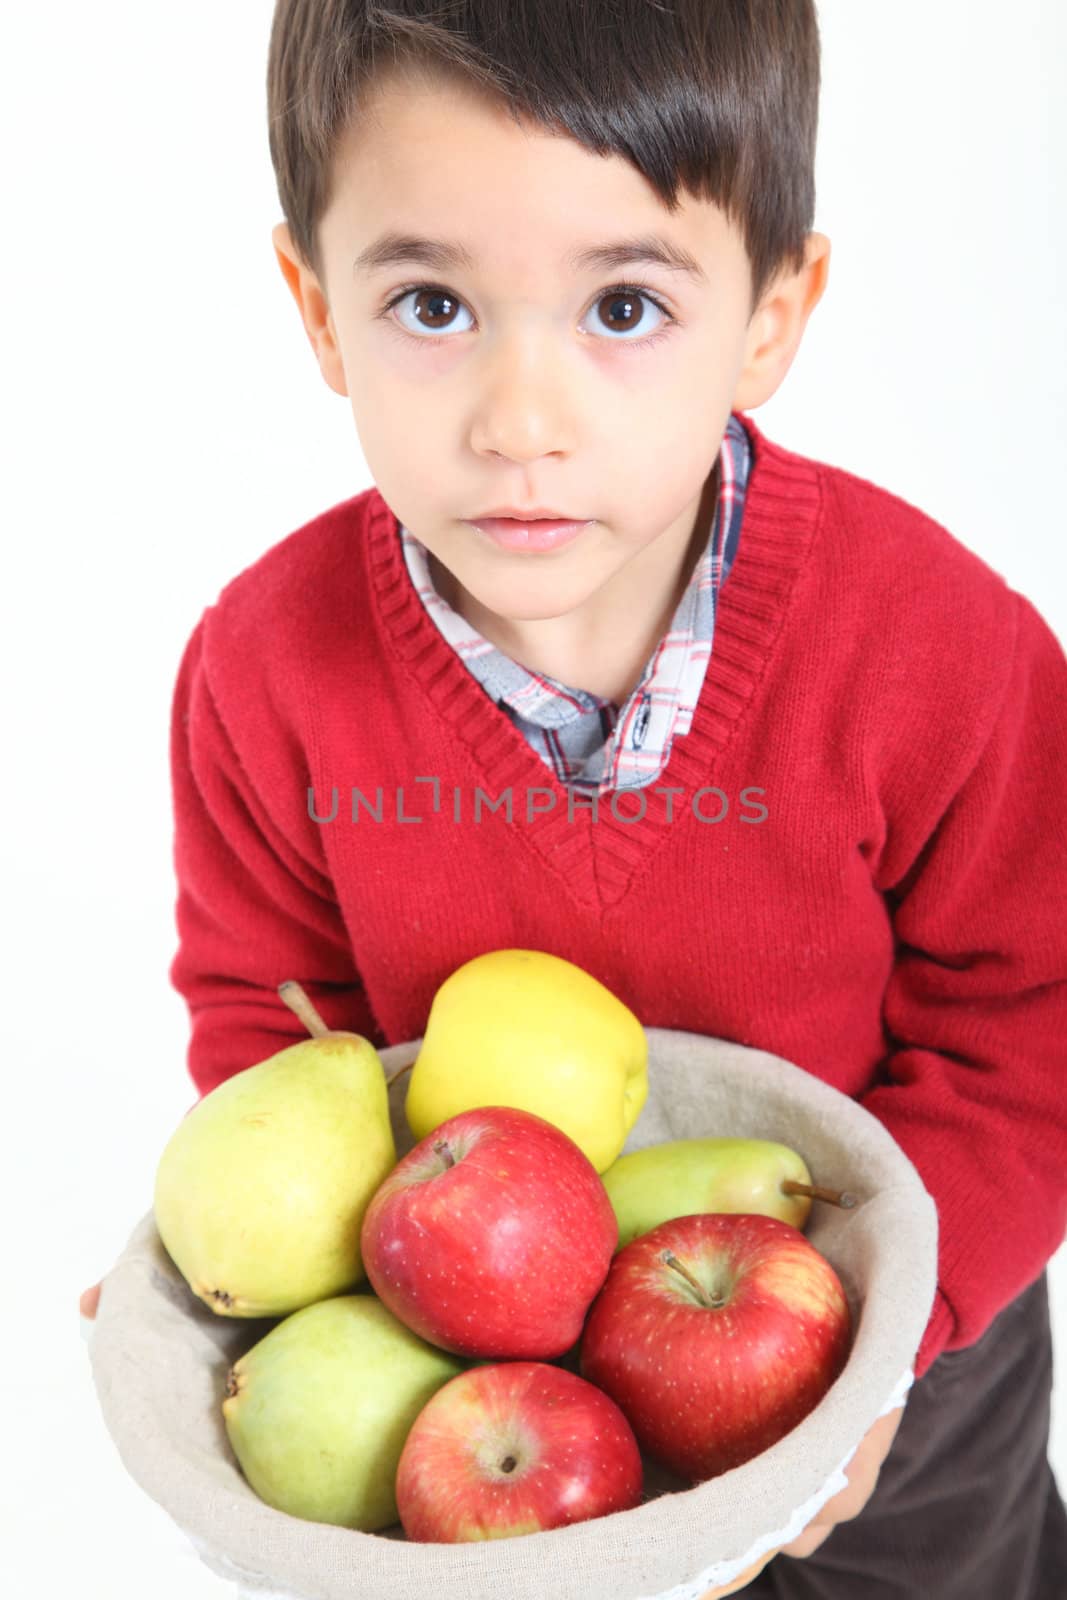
[781,1179,857,1209]
[661,1250,716,1308]
[277,981,331,1038]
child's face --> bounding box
[275,68,827,671]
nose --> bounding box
[469,333,577,464]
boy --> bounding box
[82,2,1067,1594]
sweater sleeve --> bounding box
[863,588,1067,1379]
[167,611,388,1101]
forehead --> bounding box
[325,65,745,280]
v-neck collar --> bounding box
[364,411,823,913]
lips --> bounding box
[468,517,594,553]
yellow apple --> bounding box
[404,949,648,1173]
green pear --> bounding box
[153,982,397,1317]
[223,1295,465,1530]
[601,1137,842,1251]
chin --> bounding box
[472,585,594,625]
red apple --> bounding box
[579,1212,852,1482]
[360,1106,618,1358]
[395,1361,644,1542]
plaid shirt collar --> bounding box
[397,410,752,791]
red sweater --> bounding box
[167,413,1067,1380]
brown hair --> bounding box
[267,0,820,317]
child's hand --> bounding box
[778,1406,905,1559]
[79,1282,101,1320]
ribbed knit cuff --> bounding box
[913,1288,956,1379]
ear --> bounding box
[271,222,349,397]
[732,232,831,412]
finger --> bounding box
[780,1520,833,1559]
[695,1547,781,1598]
[80,1283,101,1320]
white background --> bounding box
[4,2,1064,1595]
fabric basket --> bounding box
[87,1027,937,1600]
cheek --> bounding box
[368,325,467,380]
[343,320,453,414]
[597,340,732,449]
[345,349,445,460]
[595,414,731,545]
[608,414,722,498]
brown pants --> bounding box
[742,1270,1067,1599]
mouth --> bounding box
[465,516,595,553]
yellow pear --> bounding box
[404,949,648,1173]
[154,982,397,1317]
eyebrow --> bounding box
[352,230,708,285]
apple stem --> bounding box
[662,1250,718,1309]
[781,1179,858,1209]
[385,1059,416,1088]
[277,981,331,1038]
[434,1139,456,1169]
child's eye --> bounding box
[377,281,676,350]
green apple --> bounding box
[405,949,648,1173]
[222,1295,465,1529]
